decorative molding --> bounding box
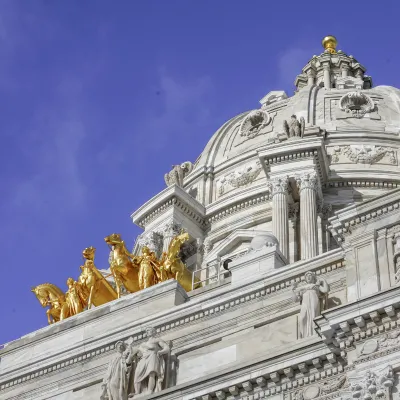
[207,192,271,225]
[323,181,398,190]
[137,196,206,228]
[330,145,397,165]
[239,110,271,139]
[217,161,262,196]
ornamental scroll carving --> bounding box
[164,162,193,187]
[217,161,262,196]
[330,145,397,165]
[100,328,172,400]
[240,110,271,139]
[338,91,375,119]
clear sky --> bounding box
[1,0,399,345]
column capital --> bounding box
[295,172,319,193]
[163,221,182,237]
[268,175,289,197]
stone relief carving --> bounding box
[283,115,305,138]
[338,92,375,119]
[164,162,193,187]
[360,331,400,357]
[292,271,330,338]
[101,328,171,399]
[317,202,332,220]
[217,161,262,196]
[240,110,271,139]
[330,145,397,165]
[350,366,394,400]
[290,376,348,400]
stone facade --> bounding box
[2,37,400,400]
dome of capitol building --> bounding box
[131,35,400,269]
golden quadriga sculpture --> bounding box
[32,247,118,324]
[105,231,198,297]
[32,232,199,324]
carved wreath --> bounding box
[239,110,271,139]
[339,92,375,119]
[218,162,262,196]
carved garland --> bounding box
[330,146,396,165]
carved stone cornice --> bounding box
[328,188,400,244]
[131,185,206,229]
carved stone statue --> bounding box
[283,115,305,138]
[292,271,329,338]
[164,162,193,187]
[101,341,133,400]
[127,327,170,396]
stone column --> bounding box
[162,222,181,252]
[341,63,349,78]
[268,176,289,259]
[296,172,319,260]
[322,62,331,89]
[305,67,316,86]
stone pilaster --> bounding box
[162,222,182,252]
[296,172,319,260]
[268,176,289,259]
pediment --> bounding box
[207,229,272,261]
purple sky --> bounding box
[1,0,399,345]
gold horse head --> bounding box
[82,246,96,261]
[104,233,123,246]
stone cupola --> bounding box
[295,35,373,91]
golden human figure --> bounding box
[65,277,86,316]
[132,246,162,290]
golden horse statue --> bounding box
[105,233,141,298]
[31,283,70,324]
[160,232,201,291]
[78,246,118,308]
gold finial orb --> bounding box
[322,35,337,54]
